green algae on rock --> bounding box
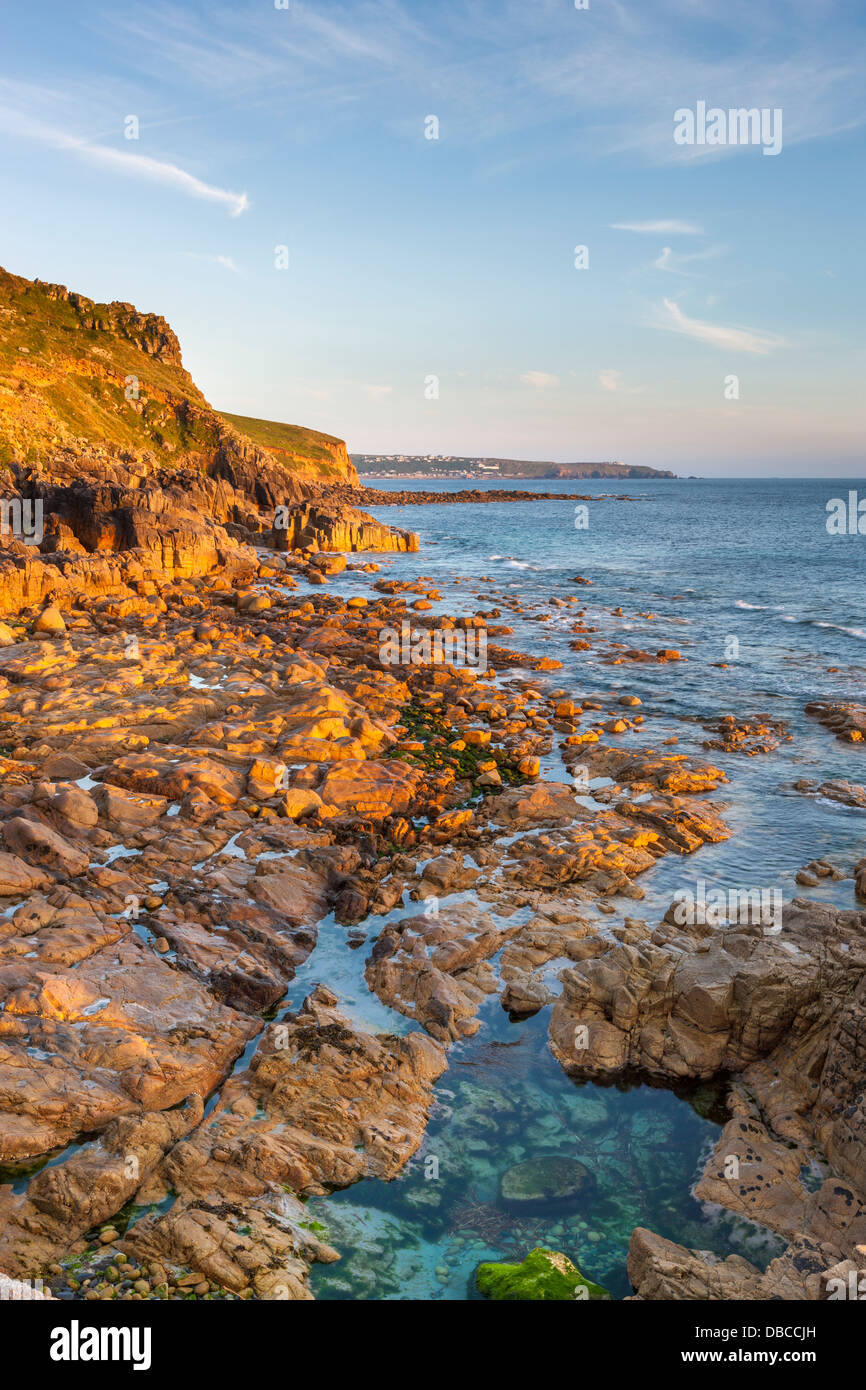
[476,1247,611,1301]
[500,1156,595,1209]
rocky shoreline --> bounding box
[0,465,865,1303]
[356,486,639,506]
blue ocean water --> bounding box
[364,476,866,697]
[302,477,865,1300]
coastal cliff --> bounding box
[0,267,416,571]
[219,412,359,486]
[0,267,357,486]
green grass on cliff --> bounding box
[0,269,212,458]
[0,266,351,480]
[218,412,351,479]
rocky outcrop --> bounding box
[701,713,790,755]
[158,985,446,1197]
[4,449,416,567]
[0,266,360,491]
[627,1228,770,1300]
[220,412,359,486]
[34,280,184,366]
[272,501,418,554]
[118,986,445,1297]
[366,903,515,1042]
[358,486,614,505]
[628,1226,866,1302]
[796,778,866,808]
[549,896,866,1299]
[806,700,866,744]
[548,897,860,1086]
[0,540,255,618]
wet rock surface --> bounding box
[806,700,866,745]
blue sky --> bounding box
[0,0,864,474]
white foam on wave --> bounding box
[732,602,866,641]
[815,621,866,640]
[486,553,542,571]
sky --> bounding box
[0,0,864,475]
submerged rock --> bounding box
[476,1246,611,1300]
[500,1156,595,1209]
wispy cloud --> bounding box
[0,100,248,215]
[364,384,393,398]
[658,298,786,355]
[521,370,560,388]
[599,369,645,394]
[652,244,725,276]
[99,0,443,103]
[99,0,866,161]
[613,220,703,235]
[184,253,240,271]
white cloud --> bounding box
[0,101,248,215]
[613,220,703,235]
[521,370,560,388]
[185,253,239,271]
[101,1,866,162]
[64,136,248,216]
[364,384,393,398]
[598,369,645,394]
[652,244,725,276]
[658,298,785,355]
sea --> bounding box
[283,476,864,1300]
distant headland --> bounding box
[352,454,676,480]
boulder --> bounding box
[500,1156,595,1209]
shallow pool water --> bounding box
[309,999,784,1301]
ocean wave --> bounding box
[730,602,866,640]
[488,553,535,569]
[814,621,866,640]
[772,615,866,641]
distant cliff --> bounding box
[219,412,358,485]
[353,455,675,479]
[0,266,356,485]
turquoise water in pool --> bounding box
[308,1000,783,1301]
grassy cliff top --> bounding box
[218,412,354,480]
[0,266,353,482]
